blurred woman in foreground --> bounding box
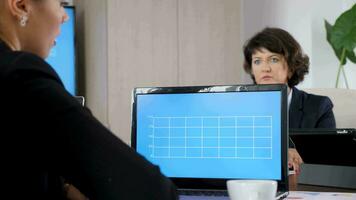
[0,0,177,199]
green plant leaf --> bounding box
[346,49,356,63]
[330,4,356,52]
[325,20,347,65]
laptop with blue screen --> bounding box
[131,84,289,199]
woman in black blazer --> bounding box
[0,0,177,199]
[242,27,336,174]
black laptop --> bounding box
[290,128,356,166]
[131,84,289,200]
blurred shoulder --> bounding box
[0,49,61,83]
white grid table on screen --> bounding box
[148,116,273,159]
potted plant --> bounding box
[325,3,356,88]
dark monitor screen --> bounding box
[46,6,76,95]
[290,128,356,166]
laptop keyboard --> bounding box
[179,190,228,197]
[179,190,288,200]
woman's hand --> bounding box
[64,184,88,200]
[288,148,303,175]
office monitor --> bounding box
[290,128,356,166]
[46,6,77,95]
[131,84,289,193]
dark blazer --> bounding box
[0,41,177,200]
[289,87,336,129]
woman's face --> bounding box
[251,48,290,85]
[23,0,69,58]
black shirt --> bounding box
[0,41,178,200]
[289,87,336,129]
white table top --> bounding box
[287,191,356,200]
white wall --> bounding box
[75,0,243,143]
[74,0,109,126]
[107,0,242,143]
[241,0,356,89]
[311,0,356,89]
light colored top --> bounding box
[288,88,293,111]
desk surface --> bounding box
[181,191,356,200]
[287,191,356,200]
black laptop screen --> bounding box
[133,86,284,181]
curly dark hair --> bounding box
[243,27,309,88]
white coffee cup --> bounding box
[227,180,277,200]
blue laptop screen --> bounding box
[136,91,282,180]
